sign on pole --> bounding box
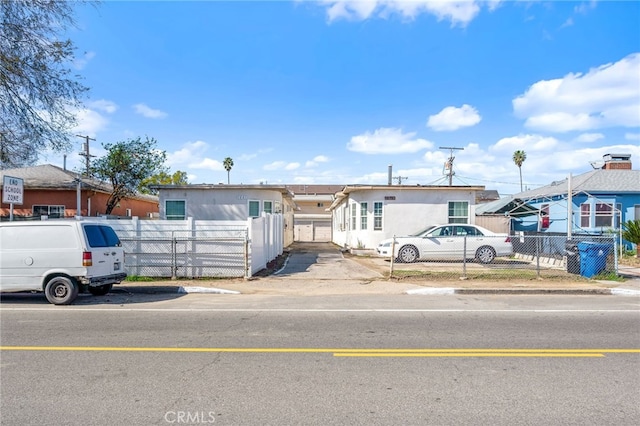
[2,175,24,205]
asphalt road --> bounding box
[1,294,639,425]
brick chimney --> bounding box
[602,153,632,170]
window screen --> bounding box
[166,200,186,220]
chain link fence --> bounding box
[120,229,249,279]
[389,234,618,280]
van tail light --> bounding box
[505,236,512,243]
[83,251,93,267]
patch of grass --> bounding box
[124,276,159,282]
[592,271,625,282]
[390,269,590,282]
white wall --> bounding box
[96,215,283,278]
[332,188,478,249]
[158,188,289,220]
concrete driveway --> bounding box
[274,242,383,280]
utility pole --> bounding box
[76,134,96,177]
[393,175,408,185]
[439,146,464,186]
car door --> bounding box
[454,225,484,258]
[420,225,456,260]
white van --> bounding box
[0,220,127,305]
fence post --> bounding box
[389,236,396,278]
[536,235,541,278]
[171,231,177,280]
[462,236,467,279]
[244,233,250,279]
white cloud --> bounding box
[286,162,301,171]
[574,133,604,143]
[133,103,168,119]
[73,51,95,70]
[189,158,224,171]
[625,132,640,141]
[575,1,597,15]
[320,0,493,27]
[167,141,217,170]
[263,161,300,171]
[491,134,559,152]
[427,104,481,131]
[89,99,118,114]
[305,155,330,167]
[72,109,109,137]
[513,53,640,132]
[347,127,433,154]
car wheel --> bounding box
[44,276,79,305]
[475,246,496,264]
[88,284,113,296]
[398,245,419,263]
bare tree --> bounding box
[0,0,89,168]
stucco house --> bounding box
[285,184,343,242]
[0,164,159,219]
[152,184,297,246]
[328,184,486,250]
[514,154,639,235]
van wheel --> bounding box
[44,276,79,305]
[88,284,113,296]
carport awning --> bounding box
[475,197,539,218]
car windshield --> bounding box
[410,225,437,237]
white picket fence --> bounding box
[96,214,284,278]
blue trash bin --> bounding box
[577,242,612,278]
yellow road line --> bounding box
[333,353,606,357]
[1,346,639,356]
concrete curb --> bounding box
[406,287,640,296]
[178,286,241,295]
[116,286,241,295]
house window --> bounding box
[317,202,324,208]
[341,204,348,231]
[165,200,186,220]
[125,208,132,217]
[249,200,260,218]
[360,202,368,230]
[448,201,469,223]
[33,205,65,218]
[580,204,590,227]
[374,202,383,231]
[274,201,282,214]
[595,203,614,227]
[350,203,357,230]
[264,201,273,214]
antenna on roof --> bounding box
[439,146,464,186]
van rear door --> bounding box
[81,224,124,279]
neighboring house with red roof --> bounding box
[0,164,159,219]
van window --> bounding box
[84,225,122,248]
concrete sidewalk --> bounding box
[117,242,640,297]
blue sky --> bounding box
[46,0,639,195]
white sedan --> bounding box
[376,224,513,264]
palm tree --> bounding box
[223,157,234,184]
[622,219,640,258]
[512,150,527,192]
